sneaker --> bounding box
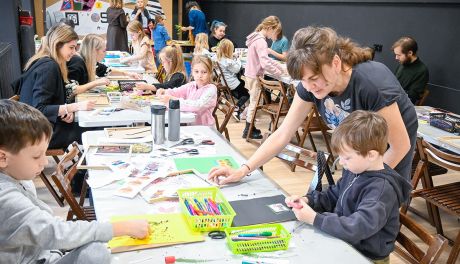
[240,108,248,120]
[242,127,263,139]
[232,110,241,122]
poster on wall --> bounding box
[45,0,164,36]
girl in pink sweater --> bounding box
[157,55,217,126]
[244,16,285,139]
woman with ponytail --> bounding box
[209,26,417,192]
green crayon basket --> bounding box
[225,223,291,254]
[177,187,236,232]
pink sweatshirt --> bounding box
[165,81,217,126]
[244,32,284,79]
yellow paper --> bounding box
[108,213,203,248]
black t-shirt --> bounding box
[67,55,110,85]
[296,61,418,180]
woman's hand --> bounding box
[135,82,156,92]
[95,77,110,86]
[76,100,96,111]
[208,167,247,185]
[60,112,74,123]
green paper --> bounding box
[108,213,203,248]
[174,156,239,174]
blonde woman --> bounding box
[67,34,140,100]
[216,39,248,120]
[14,23,94,149]
[120,20,157,73]
[243,16,285,139]
[106,0,129,51]
[135,45,186,92]
[193,33,212,57]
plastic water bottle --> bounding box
[168,99,181,141]
[151,105,166,145]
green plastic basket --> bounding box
[177,187,236,232]
[225,223,291,254]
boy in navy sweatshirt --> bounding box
[286,110,411,264]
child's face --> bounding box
[148,21,154,29]
[192,63,211,87]
[160,54,171,73]
[129,31,141,41]
[0,137,49,181]
[96,46,107,62]
[337,144,371,174]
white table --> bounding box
[82,126,370,264]
[76,107,196,127]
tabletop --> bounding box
[82,126,370,264]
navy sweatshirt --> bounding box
[307,164,412,260]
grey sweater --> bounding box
[0,172,113,264]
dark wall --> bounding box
[0,0,22,81]
[200,0,460,113]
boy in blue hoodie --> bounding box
[286,110,411,264]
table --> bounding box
[103,51,145,74]
[82,126,370,264]
[415,106,460,154]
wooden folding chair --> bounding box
[8,94,20,101]
[416,88,430,106]
[246,77,290,145]
[156,63,166,83]
[51,142,95,221]
[212,61,236,106]
[395,212,448,264]
[407,137,460,264]
[212,96,235,141]
[292,105,335,171]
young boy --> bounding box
[286,110,411,264]
[0,100,150,263]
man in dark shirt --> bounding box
[392,37,429,104]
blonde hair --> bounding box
[217,39,234,60]
[127,20,147,40]
[331,110,388,156]
[159,45,186,80]
[255,16,281,35]
[110,0,123,8]
[287,26,373,79]
[79,34,105,82]
[25,23,78,82]
[194,33,209,54]
[191,55,213,83]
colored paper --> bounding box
[108,213,204,248]
[174,156,239,174]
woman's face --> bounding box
[300,56,342,99]
[96,45,106,62]
[213,26,226,40]
[160,54,171,73]
[58,40,78,61]
[137,0,145,8]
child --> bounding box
[216,39,249,121]
[135,45,187,92]
[67,34,140,101]
[193,33,212,58]
[12,23,94,149]
[152,15,171,66]
[121,20,157,73]
[268,29,289,62]
[244,16,285,139]
[181,1,207,36]
[156,55,217,126]
[0,100,150,264]
[285,110,411,264]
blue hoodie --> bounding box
[307,164,412,260]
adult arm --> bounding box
[377,102,411,169]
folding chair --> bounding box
[51,142,95,221]
[212,96,235,141]
[212,61,236,106]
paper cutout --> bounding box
[174,156,239,174]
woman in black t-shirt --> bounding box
[208,26,417,185]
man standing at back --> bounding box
[392,37,429,104]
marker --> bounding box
[183,199,194,215]
[238,231,273,237]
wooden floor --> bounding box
[35,111,459,263]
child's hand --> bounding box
[119,58,129,64]
[292,199,316,225]
[113,219,150,239]
[160,94,174,104]
[135,82,155,92]
[285,195,308,209]
[267,48,274,55]
[127,72,141,79]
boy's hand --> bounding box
[113,219,150,239]
[156,88,166,96]
[285,195,308,209]
[292,199,316,225]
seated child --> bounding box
[0,100,150,264]
[216,39,249,120]
[193,33,212,58]
[156,55,217,126]
[286,110,411,264]
[135,45,187,92]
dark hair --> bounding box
[331,110,388,156]
[276,28,283,41]
[186,1,200,11]
[287,26,373,79]
[392,36,418,55]
[210,20,227,35]
[0,100,52,154]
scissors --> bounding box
[170,138,195,148]
[208,231,226,239]
[164,149,199,157]
[196,139,215,146]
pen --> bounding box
[238,231,273,237]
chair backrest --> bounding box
[156,63,166,83]
[276,143,319,171]
[257,77,288,106]
[416,88,430,106]
[8,95,20,101]
[395,212,448,264]
[50,142,88,220]
[212,95,235,140]
[213,61,236,105]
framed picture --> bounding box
[65,12,79,26]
